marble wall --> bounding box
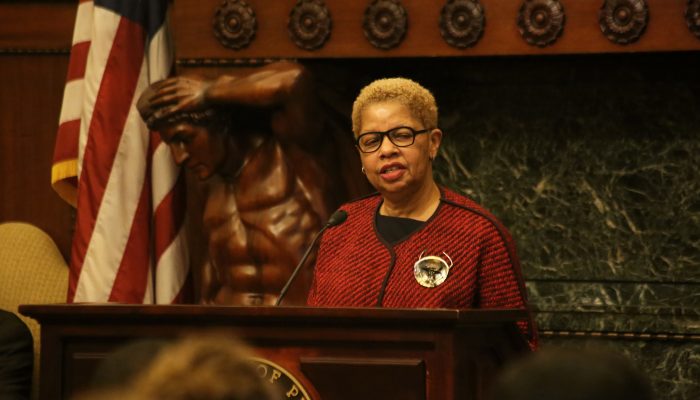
[434,54,699,400]
[310,52,700,399]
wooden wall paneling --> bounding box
[0,0,76,260]
[172,0,700,60]
[0,54,74,260]
[0,1,74,52]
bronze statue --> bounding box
[138,61,367,306]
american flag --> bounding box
[52,0,191,304]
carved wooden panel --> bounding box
[288,0,332,50]
[362,0,408,50]
[172,0,700,59]
[517,0,565,48]
[213,0,257,50]
[439,0,485,49]
[599,0,649,45]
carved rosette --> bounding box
[288,0,332,50]
[213,0,257,50]
[362,0,408,50]
[517,0,566,47]
[599,0,649,45]
[439,0,485,49]
[686,0,700,39]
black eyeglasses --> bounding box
[355,126,430,153]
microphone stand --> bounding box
[274,210,347,306]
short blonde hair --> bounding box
[128,334,278,400]
[351,77,438,136]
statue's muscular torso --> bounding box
[137,61,369,305]
[200,137,326,305]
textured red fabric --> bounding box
[307,187,537,348]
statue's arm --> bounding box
[205,61,310,108]
[139,61,321,144]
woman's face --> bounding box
[357,101,441,198]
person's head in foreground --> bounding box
[90,338,170,391]
[352,78,443,211]
[490,346,655,400]
[128,333,278,400]
[75,334,278,400]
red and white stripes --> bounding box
[52,0,189,304]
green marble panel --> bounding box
[527,281,700,315]
[534,311,700,334]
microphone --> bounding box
[274,209,347,306]
[325,209,348,227]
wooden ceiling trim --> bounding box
[172,0,700,60]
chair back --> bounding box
[0,222,69,399]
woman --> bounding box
[307,78,536,347]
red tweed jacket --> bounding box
[307,187,537,347]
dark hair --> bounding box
[490,347,654,400]
[90,338,170,390]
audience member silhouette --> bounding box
[71,338,169,400]
[90,338,170,390]
[73,334,278,400]
[128,333,278,400]
[490,346,655,400]
[0,309,33,400]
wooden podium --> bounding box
[19,305,529,400]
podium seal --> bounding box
[413,251,453,288]
[251,357,313,399]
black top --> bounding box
[376,214,425,245]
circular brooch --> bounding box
[439,0,485,49]
[413,252,454,288]
[599,0,649,45]
[517,0,566,47]
[213,0,257,50]
[288,0,332,50]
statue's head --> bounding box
[150,109,230,181]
